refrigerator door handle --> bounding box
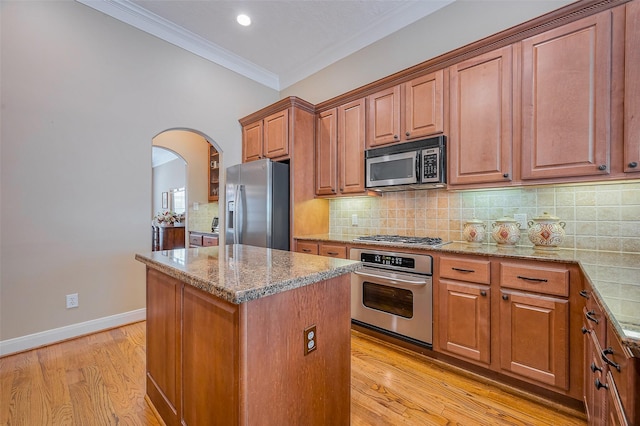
[235,184,244,245]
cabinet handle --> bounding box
[302,249,311,253]
[502,294,509,301]
[601,348,621,372]
[326,251,339,256]
[516,275,548,283]
[480,290,487,297]
[585,310,599,324]
[579,290,589,299]
[405,132,410,137]
[598,164,607,171]
[590,362,602,373]
[503,173,510,178]
[581,326,591,335]
[629,161,638,168]
[452,267,475,273]
[393,135,399,139]
[594,378,608,390]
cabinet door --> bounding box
[584,318,607,425]
[449,46,513,185]
[499,290,568,390]
[521,11,612,180]
[264,109,289,159]
[438,280,490,365]
[339,98,366,194]
[403,70,444,140]
[625,1,640,173]
[367,85,401,148]
[606,375,630,426]
[146,268,181,426]
[315,109,338,196]
[319,243,347,259]
[295,241,319,255]
[243,120,263,162]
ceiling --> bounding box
[77,0,454,90]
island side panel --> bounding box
[242,274,351,426]
[146,268,181,426]
[182,284,240,425]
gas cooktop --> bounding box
[353,235,450,247]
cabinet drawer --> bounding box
[319,244,347,259]
[500,263,569,297]
[605,322,638,425]
[440,256,491,284]
[203,235,218,247]
[189,234,203,246]
[296,241,319,255]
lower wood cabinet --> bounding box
[499,289,569,389]
[152,225,186,251]
[295,240,348,259]
[189,231,219,247]
[295,240,319,255]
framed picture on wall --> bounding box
[162,192,168,209]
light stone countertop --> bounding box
[296,234,640,354]
[135,244,361,304]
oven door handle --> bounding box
[354,269,428,286]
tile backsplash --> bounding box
[329,181,640,253]
[188,202,220,233]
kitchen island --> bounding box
[135,244,361,426]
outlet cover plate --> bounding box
[514,213,528,230]
[66,293,79,309]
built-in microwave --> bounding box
[365,136,446,191]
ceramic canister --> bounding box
[491,217,521,246]
[528,212,566,250]
[463,218,486,246]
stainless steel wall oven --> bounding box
[350,248,433,346]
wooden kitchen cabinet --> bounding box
[316,98,367,196]
[241,107,290,162]
[319,243,348,259]
[295,240,319,255]
[625,0,640,174]
[438,256,491,365]
[448,45,513,186]
[189,231,218,248]
[209,146,220,201]
[521,10,613,180]
[153,225,186,251]
[366,70,444,149]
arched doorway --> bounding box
[152,129,223,249]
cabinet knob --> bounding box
[503,173,510,178]
[594,378,608,390]
[598,164,607,171]
[405,132,410,137]
[581,326,591,335]
[629,161,638,168]
[502,294,509,301]
[590,362,602,373]
[480,290,487,297]
[394,134,399,140]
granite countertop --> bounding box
[135,244,361,304]
[296,234,640,354]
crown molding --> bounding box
[76,0,280,90]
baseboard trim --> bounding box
[0,308,146,357]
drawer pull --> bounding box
[502,294,509,301]
[594,378,608,390]
[452,267,475,273]
[480,290,487,297]
[579,290,589,299]
[601,348,621,372]
[590,362,602,373]
[302,249,311,253]
[581,326,591,335]
[326,251,339,256]
[585,310,599,324]
[516,275,548,283]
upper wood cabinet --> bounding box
[366,70,444,149]
[242,109,289,162]
[315,98,367,196]
[448,46,513,186]
[521,11,613,180]
[625,0,640,174]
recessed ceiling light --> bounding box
[236,14,251,26]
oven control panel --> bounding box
[360,253,415,269]
[351,249,432,275]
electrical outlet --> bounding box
[304,325,317,356]
[351,214,358,226]
[66,293,79,309]
[514,213,528,230]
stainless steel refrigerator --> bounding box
[225,159,290,250]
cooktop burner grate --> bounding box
[354,235,446,246]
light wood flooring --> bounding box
[1,321,586,425]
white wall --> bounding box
[281,0,573,104]
[0,0,277,350]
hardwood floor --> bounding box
[0,322,586,425]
